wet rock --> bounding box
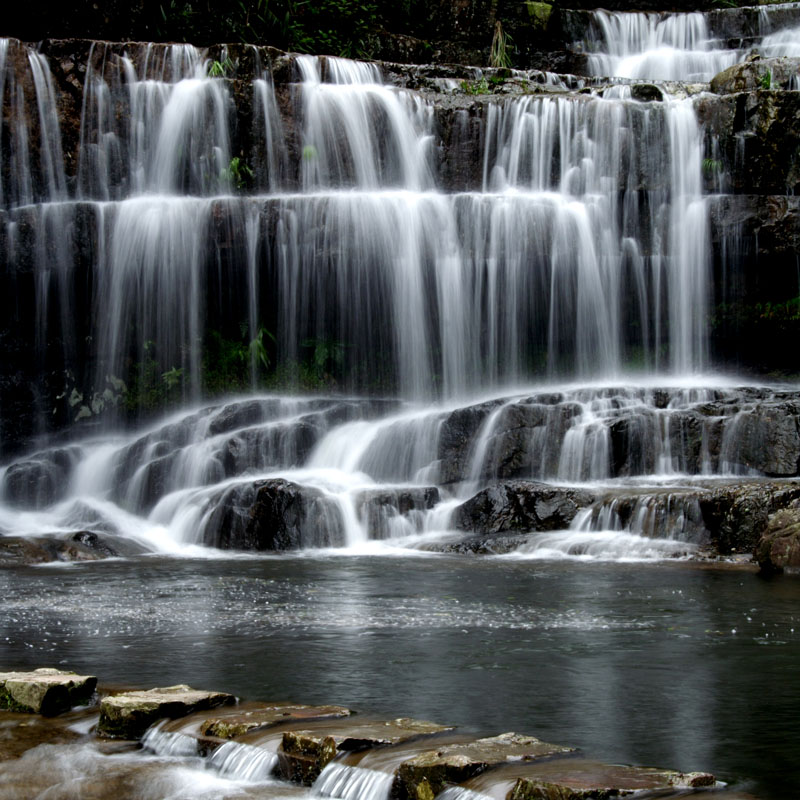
[0,532,122,565]
[97,684,235,740]
[279,718,453,784]
[200,702,352,739]
[204,478,346,551]
[630,83,663,102]
[711,56,800,95]
[453,481,596,535]
[397,733,575,800]
[2,447,80,509]
[0,668,97,716]
[754,501,800,574]
[505,759,714,799]
[437,401,505,485]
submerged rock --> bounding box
[200,702,352,739]
[97,684,235,739]
[0,668,96,716]
[279,718,454,784]
[396,733,575,800]
[0,532,126,565]
[754,501,800,573]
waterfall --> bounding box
[0,39,715,409]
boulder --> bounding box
[453,481,596,535]
[279,718,454,784]
[97,684,235,739]
[0,668,97,716]
[200,702,351,739]
[203,478,346,550]
[397,733,575,800]
[755,502,800,573]
[711,56,800,95]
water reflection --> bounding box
[1,557,798,798]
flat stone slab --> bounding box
[97,684,235,739]
[501,759,715,799]
[280,717,454,784]
[0,668,97,716]
[397,733,575,799]
[200,702,352,739]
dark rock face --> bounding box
[452,480,596,534]
[754,501,800,573]
[205,478,346,551]
[2,447,81,508]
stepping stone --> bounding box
[280,717,454,784]
[501,759,715,799]
[0,668,97,716]
[97,684,235,739]
[397,732,575,799]
[200,701,352,739]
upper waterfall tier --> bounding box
[568,2,800,81]
[0,16,799,450]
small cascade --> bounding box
[581,10,739,81]
[207,740,278,781]
[436,788,497,800]
[571,491,709,544]
[314,761,396,800]
[141,720,200,758]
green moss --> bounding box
[525,2,552,30]
[0,686,35,713]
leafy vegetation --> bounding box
[759,70,773,90]
[221,156,254,191]
[157,0,380,58]
[489,21,513,69]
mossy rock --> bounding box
[98,684,235,739]
[0,668,97,716]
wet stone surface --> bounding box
[0,668,97,716]
[279,718,454,784]
[200,702,352,739]
[397,733,576,800]
[98,684,235,740]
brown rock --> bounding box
[97,684,235,740]
[0,668,97,716]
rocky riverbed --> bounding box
[0,667,721,799]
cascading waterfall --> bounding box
[1,4,800,561]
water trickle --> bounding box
[208,739,279,781]
[314,761,396,800]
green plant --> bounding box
[249,326,276,370]
[208,57,235,77]
[489,21,513,69]
[702,158,724,176]
[301,337,346,382]
[711,0,738,8]
[221,156,254,191]
[460,77,491,95]
[161,366,184,390]
[759,70,773,90]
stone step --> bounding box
[0,668,96,716]
[97,684,235,739]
